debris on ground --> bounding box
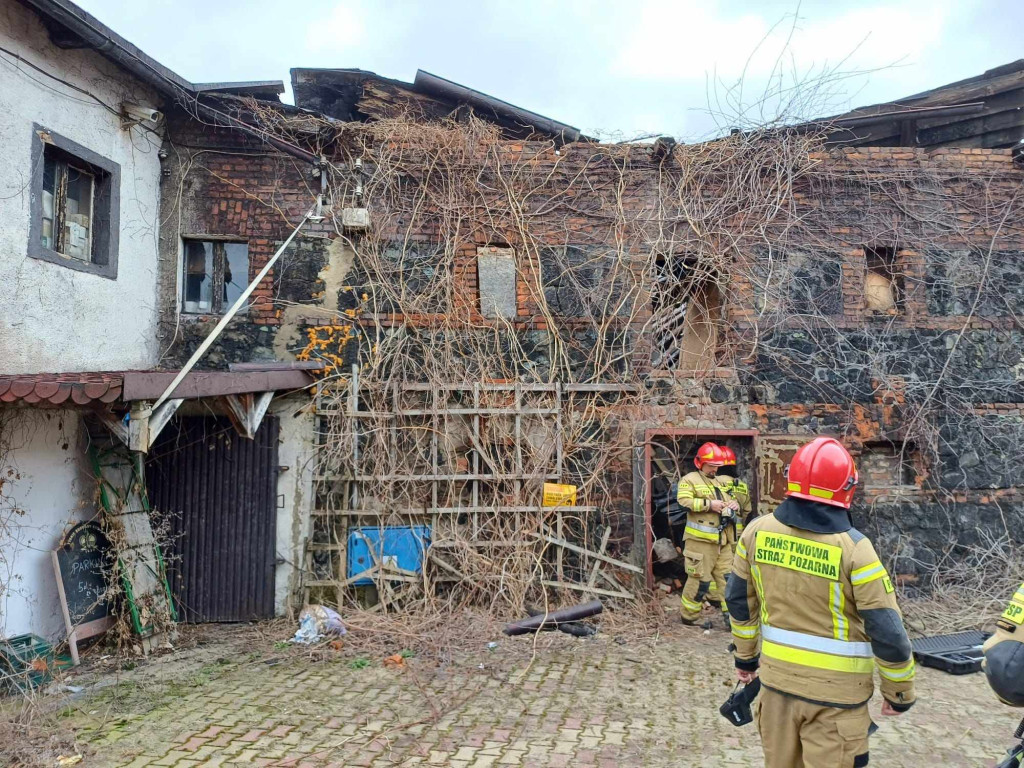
[288,605,346,645]
[383,654,406,668]
[504,599,603,636]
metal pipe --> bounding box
[148,211,315,414]
[503,599,603,635]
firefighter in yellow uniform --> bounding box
[716,445,753,533]
[677,442,740,625]
[726,437,915,768]
[983,583,1024,706]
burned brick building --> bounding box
[151,62,1024,608]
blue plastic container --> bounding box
[347,526,431,585]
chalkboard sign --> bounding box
[52,520,114,664]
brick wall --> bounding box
[158,107,1024,566]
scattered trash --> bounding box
[288,605,346,645]
[63,684,84,694]
[383,654,406,668]
[487,642,499,650]
[652,538,677,563]
[57,756,83,766]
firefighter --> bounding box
[983,583,1024,706]
[716,446,753,533]
[726,437,915,768]
[677,442,740,625]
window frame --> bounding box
[28,125,120,279]
[180,237,250,315]
[864,245,906,314]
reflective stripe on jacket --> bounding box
[983,583,1024,706]
[677,470,737,545]
[727,510,916,708]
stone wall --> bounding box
[156,107,1024,569]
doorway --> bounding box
[643,429,758,590]
[146,416,280,622]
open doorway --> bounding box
[645,429,758,593]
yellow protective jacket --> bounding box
[676,470,737,546]
[715,475,752,533]
[726,498,916,709]
[983,583,1024,706]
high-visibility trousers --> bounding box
[679,537,733,622]
[757,686,871,768]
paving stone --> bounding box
[71,625,1024,767]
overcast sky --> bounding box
[78,0,1023,141]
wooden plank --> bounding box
[312,506,599,516]
[395,408,559,416]
[534,528,643,574]
[429,383,438,510]
[428,551,469,581]
[541,580,634,600]
[556,511,564,583]
[148,398,183,445]
[472,383,480,535]
[96,412,130,448]
[587,527,612,588]
[123,369,313,400]
[349,473,560,482]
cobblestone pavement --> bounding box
[67,621,1021,767]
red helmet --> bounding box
[721,446,737,466]
[694,442,726,470]
[786,437,858,509]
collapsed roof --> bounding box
[824,60,1024,149]
[291,68,587,144]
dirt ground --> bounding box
[4,603,1021,768]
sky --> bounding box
[77,0,1024,141]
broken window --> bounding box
[651,254,722,373]
[182,239,249,314]
[861,441,917,487]
[41,151,94,260]
[30,128,119,278]
[864,246,905,313]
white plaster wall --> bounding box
[271,396,316,615]
[0,0,164,373]
[0,410,96,640]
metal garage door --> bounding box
[147,416,279,622]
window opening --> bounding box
[861,441,916,487]
[182,239,249,314]
[864,246,905,313]
[41,149,96,261]
[651,254,721,373]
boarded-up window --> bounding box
[861,442,916,487]
[477,246,517,319]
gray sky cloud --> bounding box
[78,0,1023,140]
